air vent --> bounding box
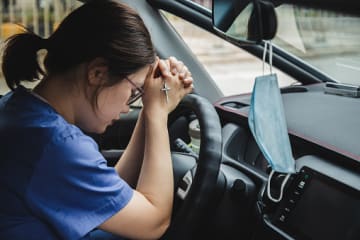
[222,101,248,109]
[281,86,308,94]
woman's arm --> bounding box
[100,59,193,239]
[115,110,145,188]
[101,107,172,240]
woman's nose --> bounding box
[122,105,131,114]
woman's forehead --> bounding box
[129,65,152,84]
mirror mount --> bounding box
[259,1,277,40]
[212,0,277,45]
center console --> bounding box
[271,166,360,240]
[258,156,360,240]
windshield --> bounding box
[272,5,360,85]
[190,0,360,86]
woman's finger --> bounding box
[179,66,188,79]
[168,56,178,75]
[183,77,193,88]
[169,56,185,76]
[157,59,171,78]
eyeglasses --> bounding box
[126,77,144,105]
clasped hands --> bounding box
[142,56,194,114]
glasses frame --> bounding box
[126,77,144,105]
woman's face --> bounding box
[84,65,150,133]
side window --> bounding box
[0,0,82,95]
[163,12,298,95]
[188,0,212,9]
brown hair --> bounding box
[2,0,155,92]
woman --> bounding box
[0,0,193,239]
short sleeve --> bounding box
[26,130,133,240]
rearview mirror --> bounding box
[212,0,277,44]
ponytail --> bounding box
[1,32,47,90]
[2,1,156,92]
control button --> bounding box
[279,214,286,222]
[284,201,296,211]
[298,180,306,189]
[177,171,193,200]
[294,190,301,196]
[178,179,188,192]
[290,189,302,201]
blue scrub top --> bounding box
[0,86,134,239]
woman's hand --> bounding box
[142,57,193,116]
[168,56,193,89]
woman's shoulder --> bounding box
[51,123,97,151]
[0,86,100,155]
[0,86,58,126]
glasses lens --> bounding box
[127,90,143,105]
[126,77,144,105]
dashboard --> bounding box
[210,83,360,240]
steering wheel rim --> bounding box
[165,93,223,239]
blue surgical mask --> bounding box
[248,42,296,202]
[248,74,295,174]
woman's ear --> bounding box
[87,57,109,86]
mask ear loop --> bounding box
[267,170,291,203]
[263,41,293,202]
[269,40,273,74]
[262,41,274,75]
[261,40,291,203]
[262,41,268,76]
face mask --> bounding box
[248,42,295,202]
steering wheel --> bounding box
[164,94,223,239]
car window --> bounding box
[163,12,297,95]
[273,4,360,85]
[187,0,212,9]
[0,0,82,95]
